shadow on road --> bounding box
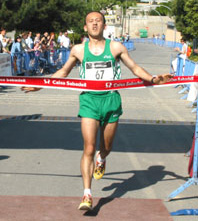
[0,118,194,153]
[84,165,187,217]
[0,118,193,217]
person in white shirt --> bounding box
[0,29,6,43]
[59,31,71,65]
[174,38,188,60]
[172,38,188,74]
[57,32,63,46]
[60,31,71,49]
[0,29,9,50]
[25,31,34,49]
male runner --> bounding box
[22,11,173,210]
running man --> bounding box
[22,11,173,210]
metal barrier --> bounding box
[167,100,198,200]
[10,48,71,76]
[165,46,198,200]
[176,57,184,76]
[123,40,135,51]
[0,53,12,76]
[132,38,182,49]
[172,56,197,100]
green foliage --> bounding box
[68,33,82,44]
[90,0,136,11]
[172,0,198,41]
[149,1,172,16]
[0,0,90,33]
[0,0,137,35]
[188,54,198,62]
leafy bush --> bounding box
[188,53,198,62]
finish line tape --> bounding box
[0,76,197,91]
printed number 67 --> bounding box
[95,70,104,79]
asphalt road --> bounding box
[0,42,197,220]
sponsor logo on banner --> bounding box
[0,76,197,91]
[44,79,51,84]
[106,82,112,88]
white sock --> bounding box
[97,153,105,163]
[84,188,91,196]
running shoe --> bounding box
[93,151,106,180]
[78,194,93,210]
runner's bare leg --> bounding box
[81,118,100,189]
[99,121,118,159]
[81,119,118,189]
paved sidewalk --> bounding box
[0,42,197,220]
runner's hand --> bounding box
[21,87,42,93]
[153,74,174,85]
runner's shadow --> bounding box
[84,165,187,217]
[0,155,10,160]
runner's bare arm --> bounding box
[111,41,173,84]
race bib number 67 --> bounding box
[85,61,115,80]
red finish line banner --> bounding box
[0,76,197,91]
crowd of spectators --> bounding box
[0,28,133,76]
[0,28,72,76]
[0,29,72,55]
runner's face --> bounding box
[84,12,105,38]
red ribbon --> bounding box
[0,76,196,91]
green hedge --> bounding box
[189,53,198,62]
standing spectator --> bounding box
[172,38,188,73]
[25,31,34,49]
[10,36,23,75]
[21,32,31,51]
[60,31,71,64]
[3,38,13,54]
[60,31,71,49]
[34,32,41,45]
[0,29,8,44]
[57,31,63,46]
[21,32,33,74]
[125,33,130,42]
[47,32,57,64]
[26,31,35,63]
[57,32,63,66]
[0,28,9,53]
[161,33,166,46]
[40,32,50,64]
[40,32,50,50]
[161,33,165,41]
[175,38,188,58]
[33,42,43,74]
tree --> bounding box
[183,0,198,39]
[149,1,172,16]
[0,0,21,30]
[0,0,138,34]
[172,0,198,40]
[0,0,90,33]
[85,0,137,14]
